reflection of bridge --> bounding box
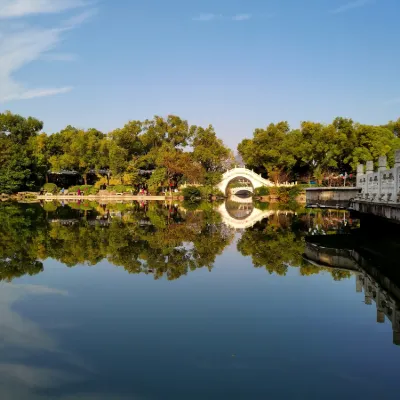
[229,195,253,204]
[230,186,254,195]
[217,168,274,194]
[218,202,292,230]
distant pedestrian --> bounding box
[77,188,81,196]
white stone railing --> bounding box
[356,150,400,203]
[221,167,296,187]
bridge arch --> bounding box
[217,202,294,230]
[217,168,274,195]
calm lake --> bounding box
[1,199,400,400]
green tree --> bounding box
[0,111,44,193]
[192,125,230,172]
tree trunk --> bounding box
[45,174,49,183]
[83,173,87,185]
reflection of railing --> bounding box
[356,273,400,346]
[304,240,400,346]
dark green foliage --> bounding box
[238,117,400,183]
[43,183,58,193]
[0,112,231,194]
[182,186,201,200]
[0,112,44,193]
[199,186,224,198]
[254,186,270,196]
[254,200,270,210]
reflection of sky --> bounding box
[2,248,400,399]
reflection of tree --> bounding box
[0,202,355,282]
[237,214,354,281]
[0,202,234,282]
[237,220,304,276]
[0,203,45,282]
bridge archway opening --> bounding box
[225,176,253,197]
[225,198,254,220]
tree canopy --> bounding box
[238,117,400,183]
[0,112,231,193]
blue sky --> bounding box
[0,0,399,149]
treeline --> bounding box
[0,112,232,193]
[238,117,400,184]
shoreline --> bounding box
[36,194,183,201]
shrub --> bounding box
[254,200,270,210]
[182,200,202,210]
[182,186,201,200]
[43,183,58,194]
[254,186,270,196]
[43,201,59,212]
[106,185,131,193]
[80,185,92,193]
[114,185,129,193]
[198,186,224,198]
[88,187,99,195]
[69,186,81,193]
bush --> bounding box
[106,185,131,193]
[43,201,59,212]
[254,186,270,196]
[276,186,304,201]
[77,185,99,195]
[80,185,92,193]
[43,183,58,194]
[182,186,201,200]
[254,200,270,210]
[89,187,100,195]
[69,186,81,193]
[198,186,224,198]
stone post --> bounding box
[377,309,385,323]
[356,164,364,196]
[365,161,373,199]
[378,155,387,172]
[356,275,363,293]
[393,331,400,346]
[377,156,387,201]
[366,161,374,173]
[395,150,400,168]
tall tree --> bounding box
[0,111,44,193]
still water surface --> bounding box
[1,200,399,399]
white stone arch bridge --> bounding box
[217,168,274,194]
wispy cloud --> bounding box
[193,13,218,22]
[0,0,87,18]
[331,0,374,14]
[193,13,252,22]
[231,14,252,21]
[63,7,97,26]
[0,1,96,102]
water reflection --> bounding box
[0,200,361,283]
[2,199,400,398]
[305,237,400,346]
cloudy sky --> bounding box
[0,0,399,148]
